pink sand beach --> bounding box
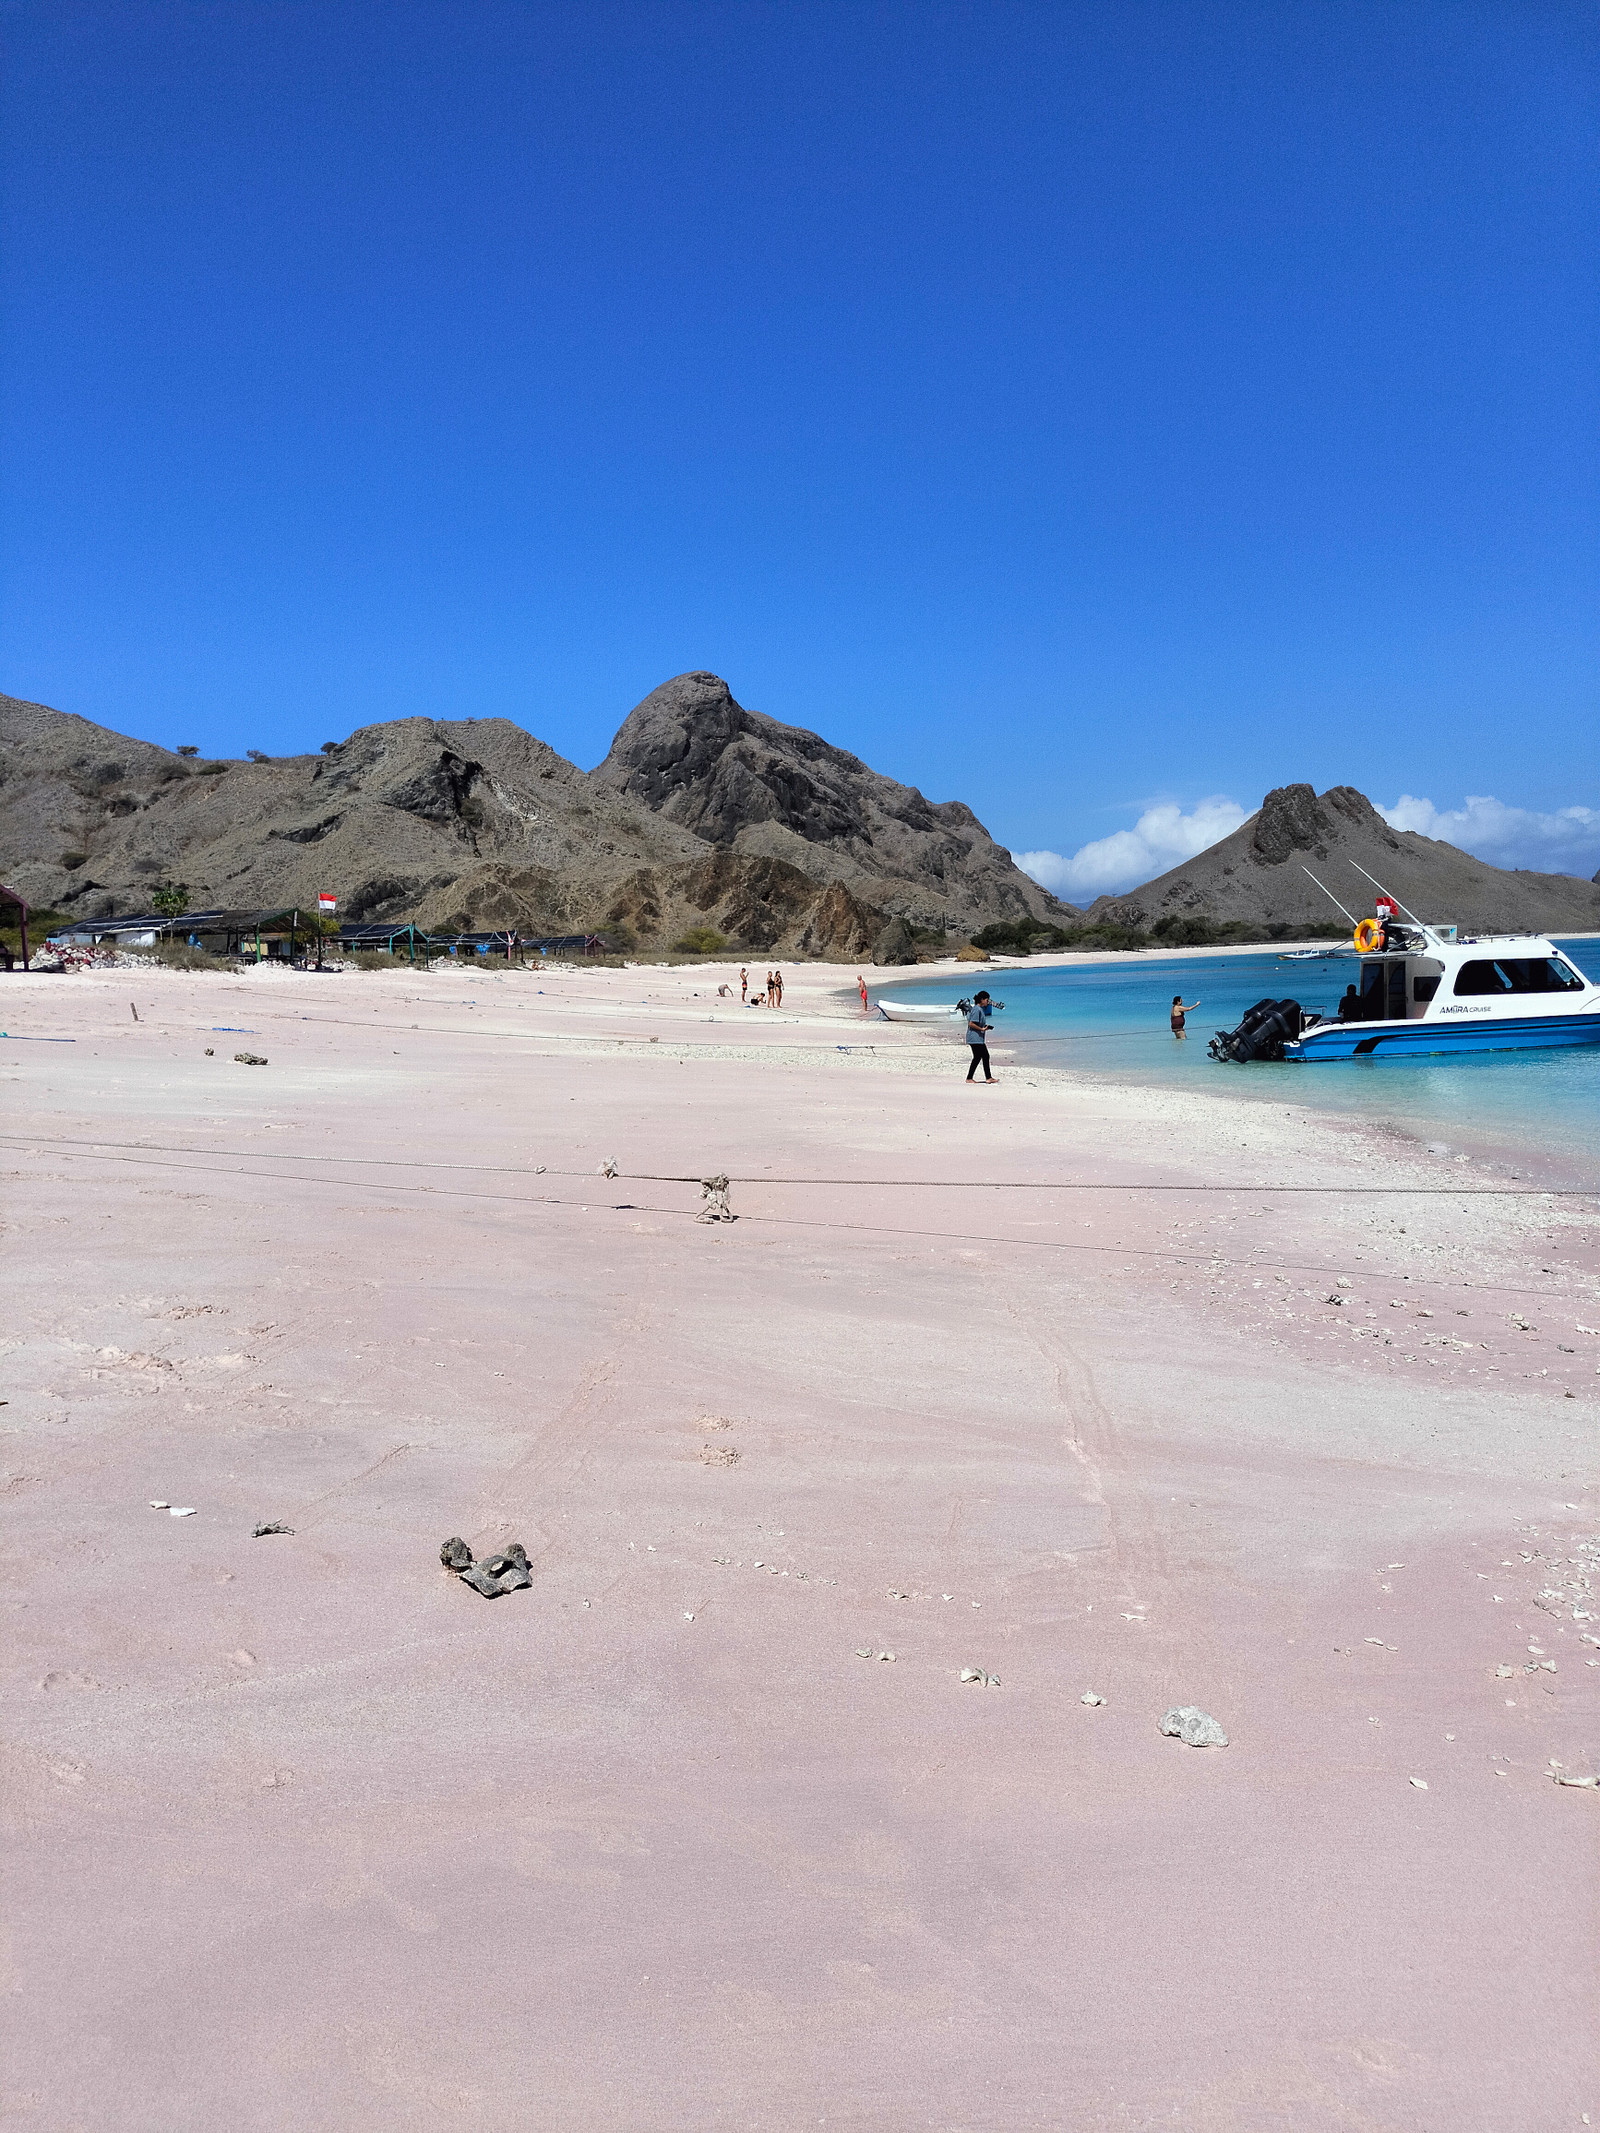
[4,958,1596,2130]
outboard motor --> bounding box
[1208,997,1303,1064]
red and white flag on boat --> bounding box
[1374,895,1398,919]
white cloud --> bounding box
[1018,796,1248,902]
[1379,794,1600,879]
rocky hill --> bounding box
[0,674,1064,957]
[1089,783,1600,935]
[592,671,1067,934]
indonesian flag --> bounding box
[318,893,337,913]
[1375,895,1399,918]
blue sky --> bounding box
[2,2,1596,895]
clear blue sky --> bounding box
[2,2,1596,891]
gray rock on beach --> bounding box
[457,1542,532,1598]
[1159,1705,1229,1748]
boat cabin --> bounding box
[1329,937,1589,1025]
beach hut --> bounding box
[335,921,434,965]
[48,909,226,951]
[521,933,610,958]
[441,930,520,959]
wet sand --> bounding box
[3,959,1597,2130]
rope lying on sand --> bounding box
[0,1135,1592,1196]
[3,1141,1590,1301]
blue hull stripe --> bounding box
[1287,1012,1600,1061]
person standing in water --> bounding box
[1170,993,1200,1038]
[966,991,997,1081]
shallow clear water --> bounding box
[879,937,1600,1173]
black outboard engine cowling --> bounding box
[1208,998,1303,1064]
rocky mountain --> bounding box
[1089,783,1600,935]
[592,671,1067,934]
[0,673,1064,957]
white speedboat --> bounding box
[1211,861,1600,1062]
[1284,928,1599,1060]
[1212,868,1600,1061]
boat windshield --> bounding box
[1452,956,1586,997]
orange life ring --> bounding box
[1353,918,1382,954]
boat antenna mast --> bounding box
[1345,861,1441,946]
[1301,867,1360,927]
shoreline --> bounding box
[861,942,1600,1188]
[867,925,1600,982]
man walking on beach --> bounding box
[966,991,996,1082]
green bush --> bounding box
[970,920,1082,954]
[1150,914,1232,947]
[1065,923,1153,951]
[971,920,1039,954]
[671,926,729,956]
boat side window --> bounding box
[1453,956,1585,997]
[1412,973,1440,1004]
[1453,960,1509,995]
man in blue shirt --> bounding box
[966,991,996,1082]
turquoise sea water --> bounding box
[878,937,1600,1174]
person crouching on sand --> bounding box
[1170,993,1200,1038]
[966,991,996,1082]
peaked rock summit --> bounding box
[592,672,1067,933]
[1091,782,1600,934]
